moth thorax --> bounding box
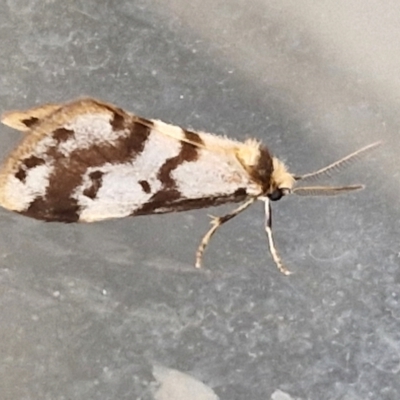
[235,139,262,166]
[269,157,295,198]
[236,143,274,191]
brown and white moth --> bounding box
[0,98,380,274]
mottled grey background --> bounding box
[0,1,399,399]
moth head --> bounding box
[267,157,295,201]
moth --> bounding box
[0,98,380,274]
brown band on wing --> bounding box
[156,131,199,188]
[134,191,248,216]
[133,132,200,215]
[21,196,81,222]
[110,111,125,131]
[249,146,273,192]
[21,116,152,222]
[15,156,46,183]
[21,154,88,222]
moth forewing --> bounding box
[1,103,62,132]
[0,97,378,274]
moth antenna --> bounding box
[296,141,382,182]
[292,185,364,196]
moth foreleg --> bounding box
[263,198,291,275]
[195,197,257,268]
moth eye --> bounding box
[268,189,283,201]
[268,188,290,201]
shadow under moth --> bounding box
[0,98,380,274]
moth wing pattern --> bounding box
[0,98,264,223]
[2,103,62,132]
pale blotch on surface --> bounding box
[271,389,296,400]
[153,365,219,400]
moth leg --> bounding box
[195,197,257,268]
[263,199,292,275]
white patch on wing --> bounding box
[32,135,58,158]
[58,113,126,156]
[172,148,260,198]
[76,130,182,222]
[2,163,54,211]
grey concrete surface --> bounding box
[0,1,399,399]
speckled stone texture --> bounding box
[0,1,399,399]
